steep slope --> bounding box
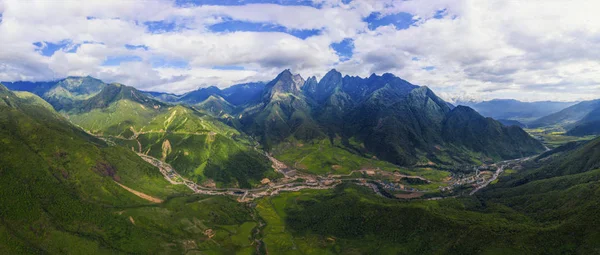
[66,83,274,188]
[66,83,166,135]
[143,90,180,102]
[530,99,600,128]
[305,70,543,166]
[194,94,236,116]
[464,99,575,122]
[497,119,527,128]
[0,84,194,253]
[1,80,57,94]
[346,85,451,165]
[295,70,451,167]
[442,106,546,160]
[240,70,324,150]
[566,106,600,136]
[172,82,265,107]
[13,91,55,112]
[178,86,222,104]
[1,76,108,111]
[237,69,545,171]
[303,70,342,104]
[304,69,354,133]
[220,82,265,106]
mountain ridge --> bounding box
[3,70,546,169]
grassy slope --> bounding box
[273,137,402,175]
[0,85,274,254]
[67,87,274,188]
[0,85,192,253]
[256,185,538,254]
[252,139,600,255]
[254,183,594,255]
[119,195,259,254]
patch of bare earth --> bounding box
[114,181,163,203]
[161,139,172,161]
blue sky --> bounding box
[0,0,599,102]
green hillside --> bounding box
[194,94,236,117]
[65,84,274,188]
[442,106,546,160]
[530,99,600,129]
[43,76,107,110]
[229,70,546,176]
[566,107,600,136]
[0,84,188,253]
[247,138,600,254]
[1,73,599,254]
[240,70,325,150]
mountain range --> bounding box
[457,99,577,124]
[146,69,545,168]
[2,70,546,174]
[528,99,600,136]
[2,69,599,254]
[0,84,199,253]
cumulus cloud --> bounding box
[0,0,598,101]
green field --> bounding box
[526,128,596,148]
[273,138,405,175]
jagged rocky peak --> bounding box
[321,69,342,84]
[264,69,306,99]
[303,69,344,103]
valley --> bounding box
[134,138,533,202]
[2,2,600,254]
[1,71,598,254]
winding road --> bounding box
[135,146,537,201]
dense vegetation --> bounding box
[442,106,546,160]
[529,99,600,131]
[0,84,278,254]
[566,107,600,136]
[0,84,185,253]
[4,71,546,174]
[65,84,274,188]
[3,70,594,254]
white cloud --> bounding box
[0,0,599,101]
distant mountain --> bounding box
[2,76,108,111]
[70,82,166,114]
[193,94,236,117]
[65,83,274,188]
[220,82,266,105]
[178,86,223,104]
[530,99,600,129]
[236,69,545,168]
[442,106,545,160]
[4,71,546,171]
[158,82,266,107]
[566,106,600,136]
[240,70,324,150]
[144,90,180,102]
[342,82,446,165]
[2,80,57,94]
[497,119,526,128]
[460,99,576,123]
